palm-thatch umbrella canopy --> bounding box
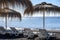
[34,2,60,12]
[34,2,60,29]
[0,0,33,14]
[0,8,21,19]
[25,2,60,29]
[0,0,33,7]
[0,8,21,29]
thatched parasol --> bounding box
[34,2,60,29]
[0,0,33,14]
[24,2,60,29]
[0,8,21,29]
[0,0,32,7]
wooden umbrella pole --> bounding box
[5,15,7,29]
[5,12,8,29]
[43,8,45,29]
[5,7,8,29]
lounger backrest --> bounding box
[10,27,18,32]
[24,28,32,32]
[38,29,48,38]
[39,29,48,34]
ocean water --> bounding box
[0,17,60,30]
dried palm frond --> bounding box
[0,0,33,8]
[33,2,60,13]
[0,8,21,20]
[24,2,60,15]
[24,6,34,15]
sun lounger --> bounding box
[51,33,60,39]
[0,27,7,35]
[10,27,23,37]
[10,27,18,33]
[37,29,49,40]
[23,28,35,38]
[0,26,15,34]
